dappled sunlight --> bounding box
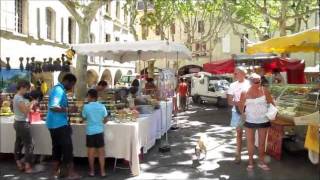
[205,107,218,111]
[187,121,206,126]
[178,110,197,116]
[3,174,15,178]
[173,115,190,120]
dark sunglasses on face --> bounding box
[251,80,261,84]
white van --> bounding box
[190,72,231,107]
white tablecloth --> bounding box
[0,108,169,176]
[159,100,173,138]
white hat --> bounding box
[249,73,261,80]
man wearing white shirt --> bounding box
[227,67,250,164]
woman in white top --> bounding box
[239,73,275,171]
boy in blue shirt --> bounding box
[82,89,108,177]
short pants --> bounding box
[244,121,271,128]
[86,133,105,148]
[230,111,244,128]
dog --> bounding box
[195,134,207,160]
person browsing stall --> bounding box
[13,80,36,173]
[239,73,275,171]
[144,78,157,95]
[82,89,108,177]
[46,73,80,179]
[95,80,108,92]
[131,75,141,96]
[227,67,250,164]
[178,78,188,111]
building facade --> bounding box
[0,0,135,88]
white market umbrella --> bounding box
[72,40,192,63]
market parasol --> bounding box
[72,40,192,63]
[246,26,320,54]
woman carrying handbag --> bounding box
[239,73,276,171]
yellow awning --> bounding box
[246,27,320,54]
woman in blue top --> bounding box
[82,89,108,177]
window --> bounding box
[116,1,120,19]
[115,37,120,41]
[46,8,56,40]
[155,25,160,36]
[61,18,64,42]
[37,8,40,38]
[198,20,204,33]
[195,43,200,51]
[105,0,111,14]
[137,1,144,10]
[124,9,128,25]
[170,23,175,34]
[90,33,95,43]
[137,1,154,10]
[240,33,249,53]
[68,17,76,44]
[15,0,25,34]
[105,34,111,42]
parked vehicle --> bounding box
[190,72,231,107]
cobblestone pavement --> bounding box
[0,103,319,180]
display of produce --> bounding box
[0,100,13,116]
[270,84,319,125]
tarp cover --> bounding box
[262,58,306,84]
[203,59,235,74]
[203,58,306,84]
[246,27,320,54]
[72,40,192,63]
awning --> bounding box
[246,27,320,54]
[203,59,235,74]
[72,40,192,63]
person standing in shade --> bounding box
[227,67,250,164]
[95,80,108,92]
[272,69,285,84]
[82,89,108,177]
[46,73,80,179]
[144,78,157,95]
[131,75,141,96]
[239,73,274,171]
[178,78,188,111]
[13,80,36,173]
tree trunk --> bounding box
[75,22,90,100]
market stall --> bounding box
[0,40,191,176]
[0,110,164,176]
[203,57,306,84]
[246,26,320,163]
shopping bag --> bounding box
[28,111,42,123]
[266,104,278,120]
[304,125,319,154]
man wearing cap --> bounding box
[227,67,250,164]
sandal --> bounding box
[234,155,241,164]
[88,172,95,177]
[246,164,254,171]
[16,161,25,171]
[24,167,34,174]
[258,163,270,171]
[66,174,82,180]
